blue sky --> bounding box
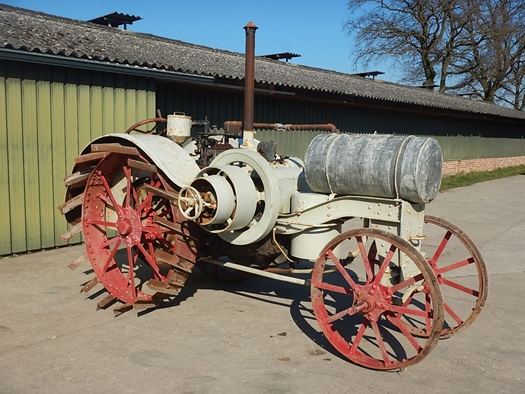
[3,0,397,80]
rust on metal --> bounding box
[142,184,178,201]
[145,279,182,296]
[73,151,108,164]
[166,269,190,288]
[131,299,158,310]
[60,222,82,241]
[223,120,338,134]
[63,167,94,187]
[68,253,87,270]
[127,158,158,173]
[90,143,140,156]
[80,276,100,293]
[243,21,258,134]
[57,193,84,215]
[113,303,133,316]
[155,249,192,274]
[96,294,116,310]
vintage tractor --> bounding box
[58,23,487,370]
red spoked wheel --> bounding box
[82,153,195,306]
[311,228,444,370]
[418,215,488,338]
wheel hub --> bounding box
[116,206,142,245]
[353,283,392,315]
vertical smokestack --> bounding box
[243,21,258,149]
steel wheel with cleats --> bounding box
[82,152,197,307]
[311,228,444,370]
[416,215,488,338]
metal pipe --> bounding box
[243,22,258,148]
[223,120,338,134]
[254,122,338,133]
[201,258,309,286]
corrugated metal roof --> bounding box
[1,3,524,121]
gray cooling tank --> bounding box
[304,133,442,203]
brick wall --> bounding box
[442,156,525,175]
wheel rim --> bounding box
[311,228,444,370]
[419,215,488,338]
[82,153,188,304]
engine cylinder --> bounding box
[304,134,442,204]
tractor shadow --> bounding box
[150,263,349,363]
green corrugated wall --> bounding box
[256,130,525,161]
[0,60,155,255]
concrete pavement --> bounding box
[1,175,524,393]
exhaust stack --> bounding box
[242,21,257,149]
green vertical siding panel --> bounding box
[0,65,11,255]
[147,79,156,118]
[36,72,55,249]
[51,76,68,247]
[114,74,126,133]
[1,60,155,254]
[102,74,115,134]
[90,73,104,141]
[76,74,90,156]
[65,73,82,244]
[125,76,137,128]
[135,78,148,121]
[64,73,79,181]
[21,70,41,251]
[6,73,26,253]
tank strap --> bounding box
[324,133,339,194]
[393,135,414,199]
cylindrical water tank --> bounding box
[304,134,442,204]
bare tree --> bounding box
[345,0,466,90]
[345,0,525,108]
[453,0,525,102]
[497,55,525,110]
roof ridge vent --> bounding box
[87,12,142,30]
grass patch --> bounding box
[440,164,525,191]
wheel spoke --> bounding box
[436,257,474,275]
[100,174,120,211]
[444,302,464,325]
[441,277,479,296]
[96,192,115,209]
[374,244,396,285]
[326,308,352,324]
[327,249,357,288]
[388,316,422,352]
[311,228,443,370]
[82,153,194,306]
[100,236,120,249]
[135,191,154,216]
[370,319,390,365]
[421,215,488,338]
[102,238,121,272]
[431,230,452,262]
[389,272,424,293]
[314,281,352,294]
[357,236,373,281]
[125,245,137,300]
[123,166,132,208]
[349,319,368,355]
[86,219,117,228]
[135,241,163,280]
[148,241,163,281]
[386,304,430,318]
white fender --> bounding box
[83,133,200,188]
